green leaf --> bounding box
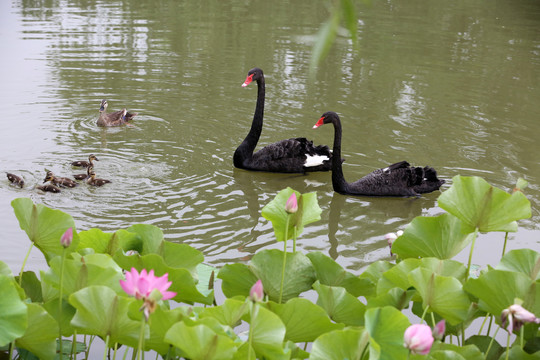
[366,287,414,310]
[0,274,28,346]
[464,269,536,317]
[464,335,504,360]
[267,298,344,342]
[125,224,164,254]
[146,306,188,355]
[247,305,289,360]
[358,260,393,297]
[307,251,371,297]
[199,298,248,328]
[364,306,411,360]
[18,271,43,302]
[310,8,340,76]
[164,321,238,360]
[392,213,475,259]
[261,188,322,243]
[11,198,79,263]
[42,298,76,336]
[309,328,369,360]
[250,249,316,302]
[217,263,259,299]
[69,285,142,348]
[313,281,365,326]
[499,345,540,359]
[408,268,471,325]
[496,249,540,281]
[438,176,531,232]
[340,0,358,45]
[15,303,58,360]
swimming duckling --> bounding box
[36,184,61,193]
[44,172,78,188]
[86,170,111,187]
[97,99,137,127]
[73,165,93,181]
[71,154,98,168]
[6,173,24,188]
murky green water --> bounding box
[2,0,539,273]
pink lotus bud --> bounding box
[249,279,264,302]
[60,228,73,248]
[404,324,434,355]
[432,320,445,340]
[285,193,298,214]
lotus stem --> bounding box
[9,341,14,360]
[501,232,509,257]
[420,305,430,322]
[136,316,146,360]
[71,330,77,360]
[113,342,118,360]
[279,216,290,304]
[505,330,510,360]
[102,335,110,360]
[487,315,493,335]
[248,301,257,360]
[18,243,34,286]
[59,247,67,360]
[478,314,490,335]
[292,226,297,253]
[466,228,478,281]
[484,326,499,360]
[520,326,524,348]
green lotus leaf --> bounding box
[312,281,365,326]
[11,198,79,263]
[307,251,372,297]
[309,328,369,360]
[438,176,531,232]
[392,213,475,259]
[464,269,536,317]
[261,187,322,242]
[464,335,504,360]
[496,249,540,281]
[364,306,410,360]
[245,305,289,360]
[18,271,43,303]
[217,263,259,299]
[408,267,471,325]
[249,249,316,302]
[199,298,248,328]
[146,306,189,355]
[267,298,344,342]
[366,287,414,310]
[164,321,238,360]
[0,274,27,346]
[15,303,58,360]
[69,285,142,348]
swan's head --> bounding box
[242,67,264,87]
[313,111,339,129]
[100,99,108,112]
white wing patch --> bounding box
[304,155,330,167]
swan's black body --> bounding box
[314,111,444,197]
[234,68,334,173]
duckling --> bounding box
[86,170,111,187]
[6,173,24,188]
[71,154,98,168]
[97,99,138,127]
[73,165,93,181]
[36,184,61,193]
[44,172,78,188]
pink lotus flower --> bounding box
[432,320,446,340]
[404,324,434,355]
[60,228,73,248]
[249,279,264,302]
[285,193,298,214]
[120,268,176,301]
[501,303,540,332]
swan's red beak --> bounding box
[312,116,325,129]
[242,74,254,87]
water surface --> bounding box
[1,0,539,274]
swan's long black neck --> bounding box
[331,117,350,193]
[234,76,265,168]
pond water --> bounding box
[1,0,539,275]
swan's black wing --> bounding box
[249,137,332,173]
[348,161,444,197]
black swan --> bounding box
[313,111,445,197]
[233,68,335,173]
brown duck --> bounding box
[6,173,24,188]
[36,184,62,193]
[44,172,78,188]
[71,154,98,168]
[97,99,137,127]
[86,170,111,187]
[73,165,93,181]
